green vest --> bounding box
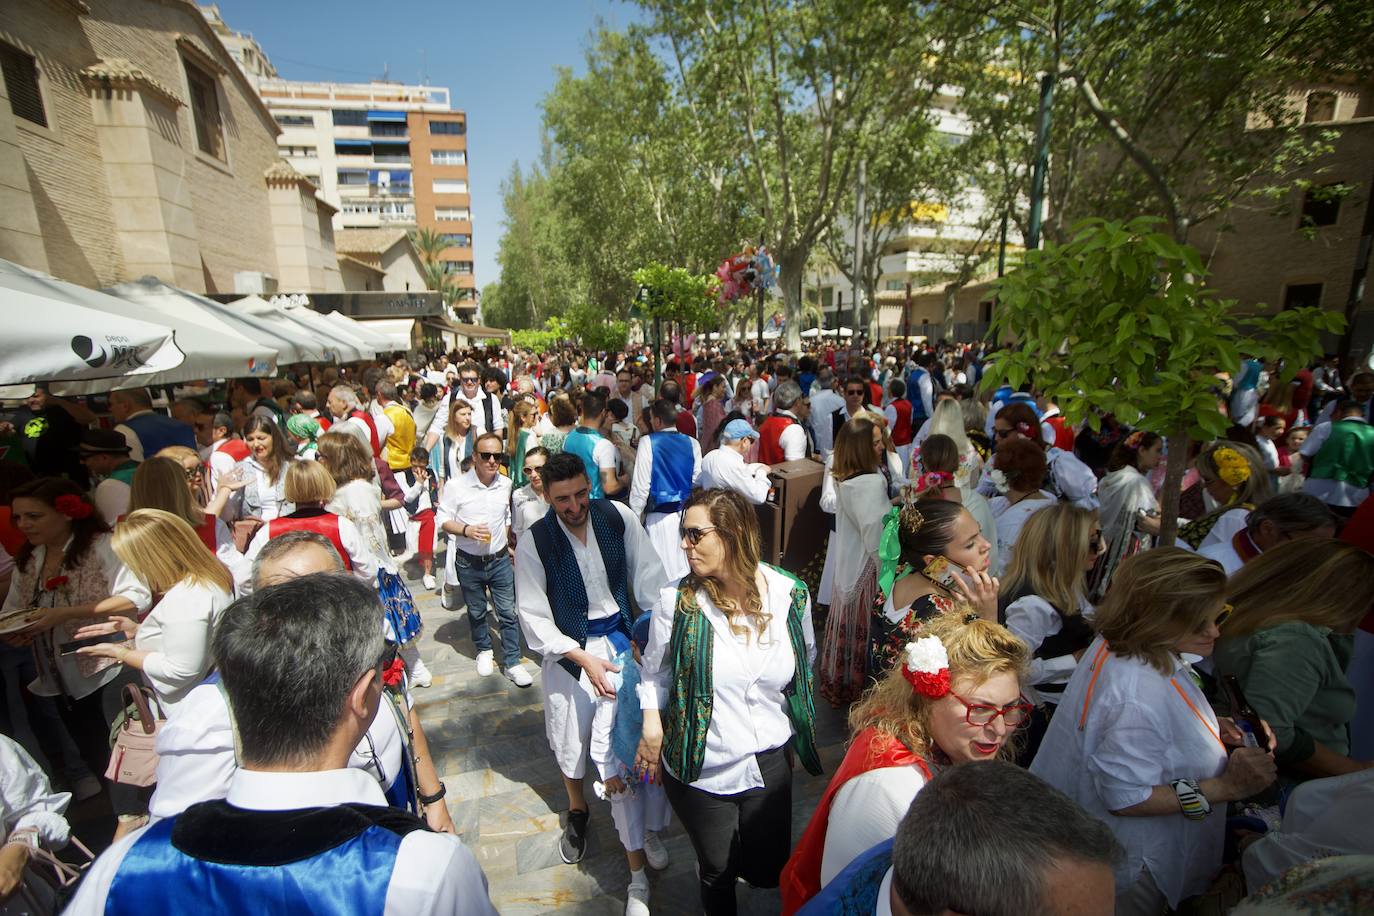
[1308,419,1374,489]
[662,566,823,784]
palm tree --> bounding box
[409,228,455,303]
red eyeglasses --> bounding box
[949,691,1033,727]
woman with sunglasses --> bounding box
[636,488,821,915]
[1213,538,1374,782]
[781,611,1029,913]
[986,402,1098,509]
[1089,431,1164,598]
[1032,549,1278,915]
[510,446,550,543]
[128,456,241,570]
[997,503,1101,763]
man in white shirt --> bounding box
[68,573,494,916]
[1315,371,1373,424]
[749,363,771,418]
[475,367,509,440]
[423,362,493,449]
[808,370,845,456]
[800,761,1121,916]
[629,399,702,581]
[437,432,531,687]
[514,452,668,867]
[698,419,772,504]
[612,366,649,425]
[1198,493,1336,575]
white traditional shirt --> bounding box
[71,767,496,916]
[821,764,927,887]
[698,447,772,504]
[510,484,548,543]
[1031,637,1230,908]
[1003,594,1095,703]
[134,580,233,714]
[638,565,816,795]
[628,431,702,517]
[327,479,396,574]
[0,734,70,849]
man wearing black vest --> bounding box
[514,452,669,866]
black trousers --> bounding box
[662,744,793,916]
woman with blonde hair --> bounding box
[506,399,538,488]
[636,488,821,915]
[1178,441,1272,551]
[155,445,210,508]
[318,431,429,686]
[237,460,375,592]
[1214,538,1374,781]
[819,416,892,705]
[998,503,1101,761]
[781,611,1030,912]
[128,456,239,569]
[74,509,233,715]
[1032,549,1278,915]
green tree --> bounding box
[984,217,1344,545]
[409,228,456,304]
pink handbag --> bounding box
[105,683,163,786]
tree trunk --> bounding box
[780,248,805,354]
[942,283,961,342]
[1157,430,1190,547]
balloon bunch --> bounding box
[715,245,778,303]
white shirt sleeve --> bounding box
[139,586,229,702]
[114,423,144,462]
[820,766,926,886]
[917,374,934,417]
[779,423,807,461]
[424,394,451,447]
[628,436,653,516]
[514,534,579,659]
[819,454,837,514]
[1300,422,1331,457]
[0,734,70,847]
[92,479,129,529]
[1051,449,1099,508]
[337,517,379,585]
[592,437,618,471]
[637,584,677,711]
[1003,595,1079,690]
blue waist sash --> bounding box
[648,500,683,515]
[586,614,631,657]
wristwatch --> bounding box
[419,781,447,806]
[1170,778,1211,820]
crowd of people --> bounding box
[0,338,1370,915]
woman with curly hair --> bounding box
[636,488,821,915]
[1178,441,1272,551]
[780,612,1030,912]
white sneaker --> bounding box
[409,658,433,688]
[475,650,495,677]
[642,830,669,870]
[422,573,437,590]
[625,881,650,916]
[505,664,533,688]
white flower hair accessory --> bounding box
[902,635,952,698]
[988,468,1010,495]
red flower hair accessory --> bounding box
[1015,421,1033,436]
[382,657,407,688]
[43,576,69,591]
[1124,430,1145,449]
[913,471,954,498]
[53,495,93,521]
[902,635,952,699]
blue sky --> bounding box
[216,0,643,289]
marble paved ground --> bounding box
[407,573,849,916]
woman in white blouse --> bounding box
[987,437,1055,575]
[997,503,1101,763]
[74,509,232,715]
[635,488,820,916]
[226,416,294,525]
[0,734,71,914]
[780,612,1029,911]
[1031,549,1278,915]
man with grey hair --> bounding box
[327,384,382,455]
[69,574,495,914]
[758,379,812,463]
[1200,492,1338,575]
[799,760,1120,915]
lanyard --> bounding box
[1079,642,1226,750]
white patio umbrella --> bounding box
[800,326,822,339]
[231,296,373,363]
[275,300,376,362]
[107,278,331,365]
[321,311,403,353]
[0,258,185,387]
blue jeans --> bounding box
[453,551,521,668]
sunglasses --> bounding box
[949,691,1034,727]
[477,451,502,462]
[679,525,718,546]
[183,466,204,481]
[845,389,866,397]
[377,640,399,673]
[523,465,543,476]
[1209,603,1234,631]
[994,427,1015,439]
[459,377,479,385]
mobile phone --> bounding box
[922,556,962,592]
[58,632,126,655]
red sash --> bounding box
[214,438,251,462]
[779,727,930,914]
[267,512,353,570]
[349,409,382,458]
[195,514,218,554]
[1231,528,1263,565]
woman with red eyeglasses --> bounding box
[1032,549,1277,916]
[780,611,1030,913]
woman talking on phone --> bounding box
[869,498,998,675]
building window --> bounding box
[441,260,473,274]
[885,280,904,291]
[274,113,313,128]
[1304,91,1337,123]
[279,145,317,158]
[1300,184,1342,229]
[184,59,225,160]
[979,300,994,323]
[333,109,368,126]
[1282,282,1323,311]
[1,42,47,127]
[431,149,466,166]
[433,179,468,195]
[337,169,368,186]
[439,233,471,247]
[435,207,469,221]
[430,120,465,135]
[369,122,407,138]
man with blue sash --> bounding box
[67,574,494,916]
[515,452,668,867]
[563,389,627,500]
[798,761,1120,916]
[628,398,702,582]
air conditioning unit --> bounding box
[234,271,278,295]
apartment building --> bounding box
[0,0,341,295]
